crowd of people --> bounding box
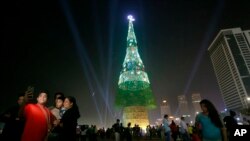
[0,89,250,141]
[160,99,249,141]
[0,89,80,141]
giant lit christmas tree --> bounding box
[116,15,156,129]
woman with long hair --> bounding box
[195,99,227,141]
[59,96,80,141]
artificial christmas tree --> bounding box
[116,15,156,130]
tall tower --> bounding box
[116,15,156,130]
[191,93,201,114]
[160,99,172,118]
[177,95,190,117]
[208,27,250,110]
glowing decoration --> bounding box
[127,15,135,22]
[115,15,156,130]
[116,15,155,108]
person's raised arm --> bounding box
[18,86,34,118]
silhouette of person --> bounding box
[223,110,238,141]
[1,93,25,141]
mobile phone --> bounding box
[26,86,34,100]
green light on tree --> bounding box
[116,15,156,109]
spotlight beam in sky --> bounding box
[175,0,225,115]
[60,0,110,126]
[105,0,118,127]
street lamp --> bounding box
[247,97,250,101]
[247,97,250,109]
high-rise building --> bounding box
[115,15,156,130]
[160,99,172,118]
[243,30,250,44]
[191,93,202,114]
[208,27,250,110]
[177,95,190,117]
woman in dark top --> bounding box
[59,96,80,141]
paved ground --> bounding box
[92,137,165,141]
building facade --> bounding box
[192,93,202,114]
[160,99,172,118]
[208,27,250,110]
[177,95,190,117]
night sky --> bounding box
[2,0,250,127]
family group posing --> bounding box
[1,90,80,141]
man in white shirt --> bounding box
[179,116,190,141]
[163,114,171,141]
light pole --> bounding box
[244,96,250,116]
[247,97,250,109]
[247,97,250,101]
